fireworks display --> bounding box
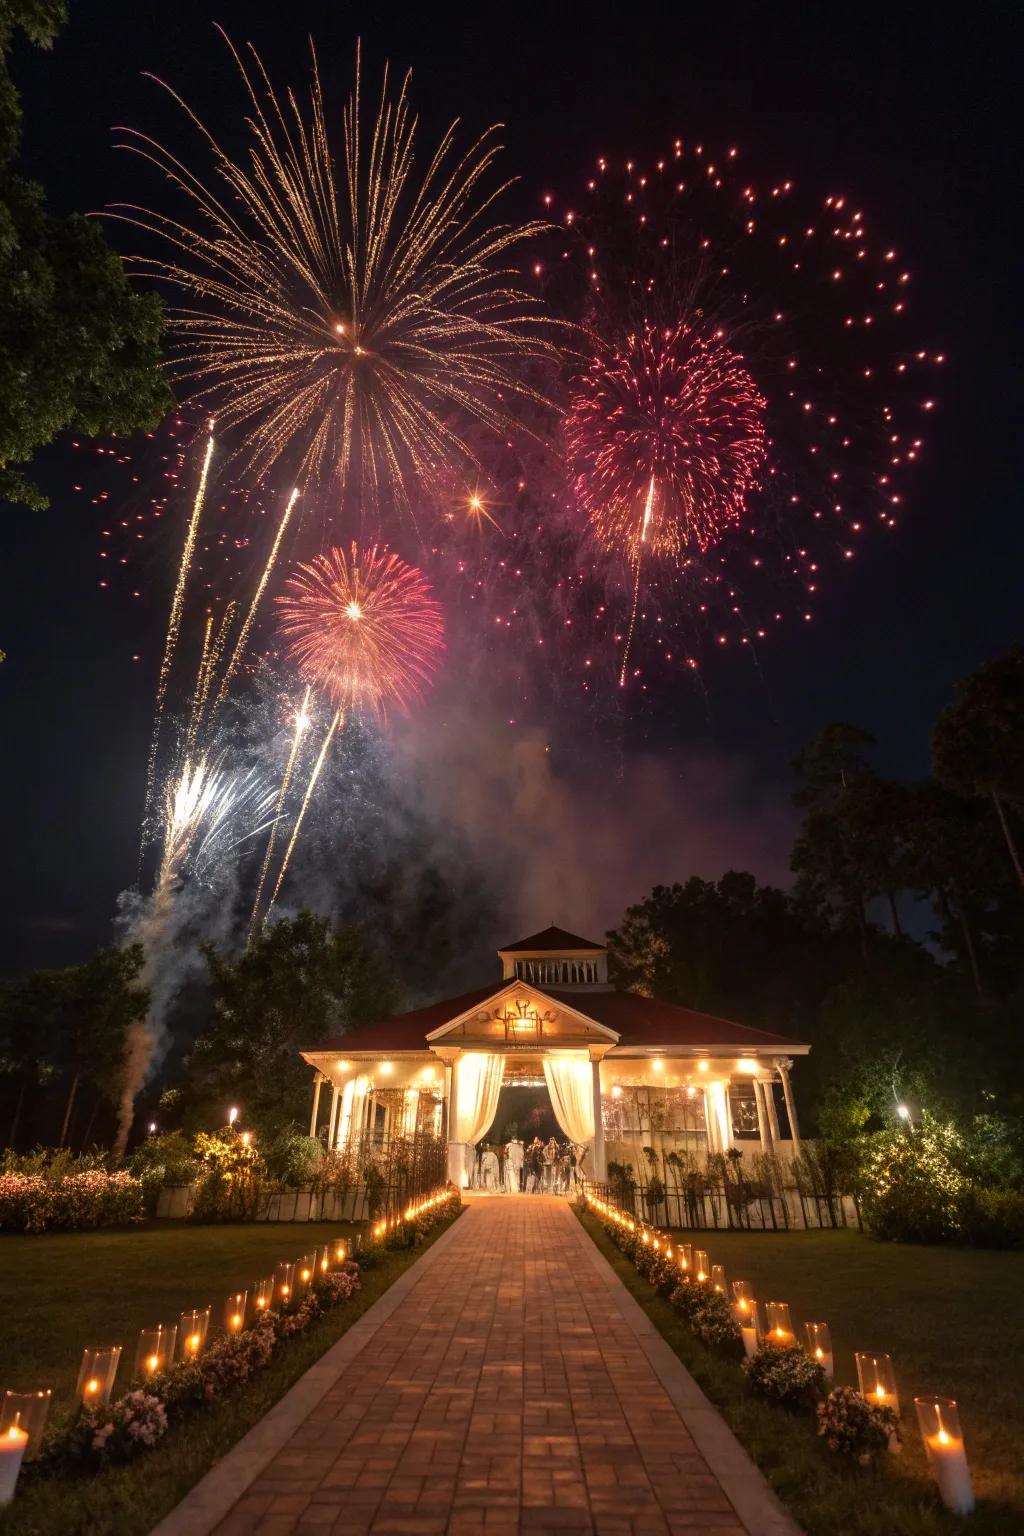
[276,544,445,713]
[87,39,942,1144]
[113,36,557,522]
[565,321,766,562]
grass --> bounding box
[578,1212,1023,1536]
[0,1214,459,1536]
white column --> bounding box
[309,1074,323,1138]
[753,1079,775,1154]
[327,1084,340,1150]
[776,1060,801,1152]
[590,1056,607,1184]
[444,1057,465,1186]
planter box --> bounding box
[156,1183,196,1219]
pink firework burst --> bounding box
[565,320,767,563]
[276,544,444,712]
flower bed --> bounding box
[586,1195,896,1464]
[0,1164,144,1233]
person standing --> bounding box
[506,1135,524,1192]
[543,1136,558,1191]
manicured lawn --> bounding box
[0,1220,364,1410]
[0,1215,459,1536]
[580,1213,1023,1536]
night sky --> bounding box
[1,0,1020,974]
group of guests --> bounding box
[468,1134,584,1193]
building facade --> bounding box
[300,926,810,1187]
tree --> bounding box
[933,648,1024,891]
[0,2,172,508]
[179,913,398,1134]
[0,944,147,1148]
[792,722,877,809]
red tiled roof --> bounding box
[314,984,504,1054]
[545,990,802,1050]
[309,982,802,1055]
[498,925,605,953]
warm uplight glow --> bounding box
[651,1058,664,1073]
[697,1059,709,1072]
[228,1106,239,1125]
[736,1058,758,1074]
[336,1060,350,1072]
[611,1084,622,1098]
[147,1354,159,1373]
[85,1379,99,1396]
[379,1061,394,1075]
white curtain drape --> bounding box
[543,1055,595,1145]
[337,1074,370,1148]
[402,1088,420,1135]
[704,1081,733,1153]
[455,1053,505,1145]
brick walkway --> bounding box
[184,1197,798,1536]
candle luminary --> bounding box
[0,1392,51,1455]
[0,1424,28,1505]
[765,1302,796,1348]
[855,1352,899,1415]
[914,1396,974,1516]
[134,1325,176,1379]
[253,1276,273,1313]
[738,1299,762,1359]
[676,1243,693,1273]
[274,1261,295,1307]
[76,1346,121,1407]
[178,1307,211,1359]
[710,1264,727,1295]
[694,1250,710,1282]
[804,1322,834,1380]
[295,1254,317,1296]
[224,1292,248,1333]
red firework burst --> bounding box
[276,544,444,711]
[565,320,767,562]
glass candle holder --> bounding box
[914,1397,974,1516]
[0,1391,51,1455]
[274,1261,296,1307]
[178,1307,211,1360]
[0,1423,28,1505]
[77,1346,121,1407]
[134,1325,176,1379]
[731,1279,753,1304]
[711,1264,727,1295]
[332,1236,348,1264]
[804,1322,834,1380]
[317,1247,332,1277]
[253,1277,273,1314]
[855,1351,899,1415]
[765,1302,796,1348]
[295,1254,316,1295]
[693,1250,710,1283]
[738,1299,761,1359]
[676,1243,692,1273]
[224,1292,248,1334]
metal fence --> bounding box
[598,1143,860,1232]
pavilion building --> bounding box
[300,926,810,1188]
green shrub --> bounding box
[957,1185,1024,1249]
[817,1385,900,1461]
[742,1343,826,1411]
[859,1120,966,1243]
[689,1288,743,1351]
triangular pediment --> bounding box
[425,981,619,1048]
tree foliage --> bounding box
[0,0,172,508]
[177,913,398,1134]
[0,944,148,1147]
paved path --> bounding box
[157,1197,800,1536]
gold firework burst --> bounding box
[113,33,557,522]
